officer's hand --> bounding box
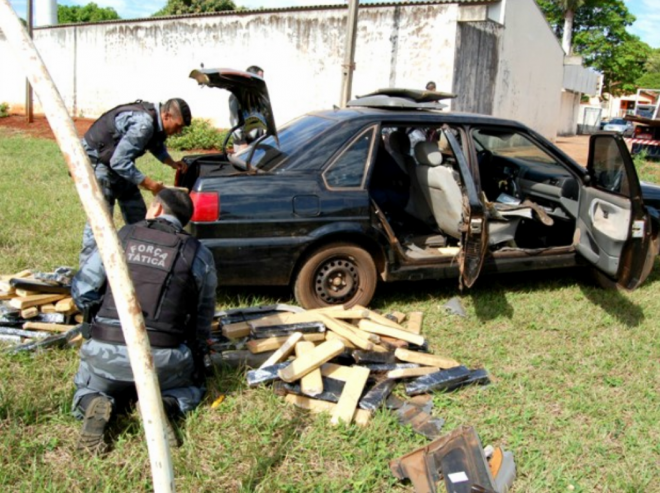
[174,161,188,173]
[141,176,165,196]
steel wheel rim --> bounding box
[314,256,359,304]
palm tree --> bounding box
[557,0,585,54]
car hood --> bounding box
[642,181,660,210]
[189,68,277,140]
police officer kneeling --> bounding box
[71,188,217,454]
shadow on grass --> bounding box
[574,261,660,328]
[214,262,659,327]
[580,284,645,327]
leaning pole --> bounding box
[0,2,175,491]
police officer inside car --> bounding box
[71,188,217,454]
[80,98,192,265]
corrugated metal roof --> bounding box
[42,0,499,30]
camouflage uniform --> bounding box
[80,105,173,266]
[71,214,217,417]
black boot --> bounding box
[136,398,181,449]
[161,397,182,448]
[77,394,113,454]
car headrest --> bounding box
[388,130,411,155]
[414,141,443,167]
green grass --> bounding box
[1,130,660,492]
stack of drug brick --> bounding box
[216,305,488,427]
[0,269,81,346]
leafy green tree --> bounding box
[637,49,660,89]
[153,0,236,17]
[537,0,651,96]
[58,2,120,23]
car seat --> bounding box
[414,141,464,239]
[413,141,540,246]
[385,131,435,225]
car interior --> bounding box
[369,124,581,260]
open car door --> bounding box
[575,134,651,290]
[442,127,489,288]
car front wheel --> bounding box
[294,243,377,309]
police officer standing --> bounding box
[80,98,192,265]
[228,65,264,152]
[71,188,217,454]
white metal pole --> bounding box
[0,2,175,491]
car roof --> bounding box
[305,106,530,130]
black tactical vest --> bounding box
[92,219,200,348]
[83,101,166,165]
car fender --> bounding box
[292,221,388,282]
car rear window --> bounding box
[235,115,335,171]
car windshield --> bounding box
[472,128,559,165]
[608,118,625,125]
[234,115,336,171]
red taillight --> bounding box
[190,191,220,222]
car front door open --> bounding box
[442,127,489,288]
[576,134,651,289]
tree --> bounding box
[538,0,582,53]
[637,49,660,89]
[58,3,120,23]
[153,0,236,17]
[537,0,651,96]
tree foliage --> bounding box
[537,0,651,96]
[57,2,120,23]
[153,0,237,17]
[637,49,660,89]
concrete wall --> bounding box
[0,1,569,138]
[0,4,460,129]
[558,90,580,136]
[491,0,564,138]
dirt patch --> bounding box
[0,114,95,140]
[554,135,589,167]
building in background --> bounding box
[0,0,598,138]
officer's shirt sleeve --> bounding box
[71,248,107,312]
[148,138,172,164]
[191,245,217,341]
[109,112,154,185]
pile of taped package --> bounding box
[0,268,83,351]
[212,304,516,493]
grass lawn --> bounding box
[1,129,659,492]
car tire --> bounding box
[294,243,377,309]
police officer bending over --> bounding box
[80,98,192,266]
[71,188,217,454]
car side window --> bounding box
[590,136,630,196]
[323,127,375,189]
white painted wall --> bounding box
[0,2,573,138]
[493,0,564,138]
[0,5,460,129]
[559,90,580,136]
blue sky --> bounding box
[8,0,660,48]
